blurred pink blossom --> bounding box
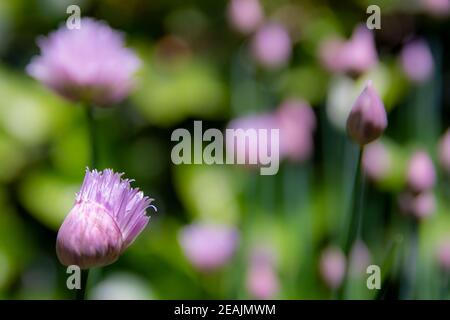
[319,246,346,289]
[227,0,264,34]
[246,247,279,299]
[276,99,316,162]
[362,141,391,181]
[438,129,450,174]
[226,112,280,167]
[437,238,450,271]
[27,18,141,106]
[251,23,292,69]
[341,25,378,74]
[179,223,238,272]
[398,191,436,219]
[407,150,436,193]
[318,37,347,73]
[318,25,377,74]
[400,39,434,83]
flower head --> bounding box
[276,99,316,162]
[27,18,141,106]
[318,25,377,74]
[407,150,436,193]
[362,141,391,181]
[437,237,450,271]
[346,81,387,145]
[251,23,292,69]
[246,247,279,299]
[319,246,346,289]
[227,0,264,34]
[400,39,434,83]
[342,25,378,74]
[56,169,156,269]
[179,223,238,272]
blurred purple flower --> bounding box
[246,247,279,299]
[226,112,280,167]
[318,25,377,74]
[346,81,387,145]
[56,169,156,269]
[179,223,238,272]
[251,23,292,69]
[421,0,450,17]
[276,99,316,162]
[362,141,391,181]
[27,18,141,106]
[319,246,346,289]
[439,129,450,174]
[400,39,434,83]
[318,37,347,73]
[437,238,450,271]
[341,25,378,74]
[407,150,436,193]
[227,0,264,34]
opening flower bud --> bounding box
[56,169,156,269]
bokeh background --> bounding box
[0,0,450,299]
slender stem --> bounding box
[85,105,98,168]
[338,146,365,299]
[76,269,89,300]
[343,147,365,255]
[401,220,418,299]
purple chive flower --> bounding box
[319,246,346,289]
[227,0,264,34]
[27,18,141,106]
[438,129,450,174]
[276,99,316,162]
[346,81,387,145]
[400,39,434,83]
[251,23,292,69]
[437,238,450,271]
[56,169,156,269]
[407,150,436,193]
[179,223,238,272]
[362,141,391,181]
[246,248,279,299]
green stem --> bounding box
[343,147,365,255]
[76,269,90,300]
[85,105,98,168]
[339,146,365,299]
